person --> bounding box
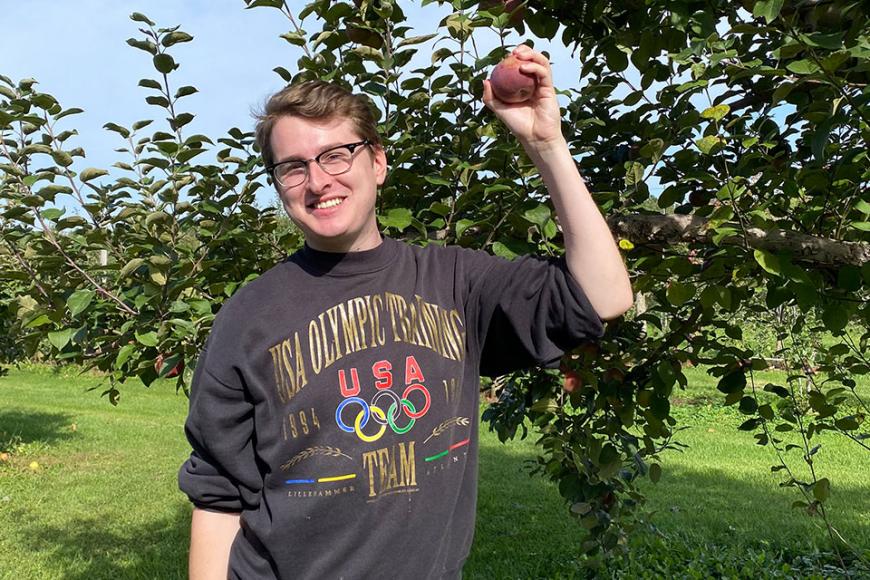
[178,44,633,579]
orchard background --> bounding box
[1,0,868,572]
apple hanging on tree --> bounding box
[155,354,184,379]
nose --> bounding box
[305,160,334,193]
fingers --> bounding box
[482,79,495,109]
[511,44,554,88]
[519,62,553,90]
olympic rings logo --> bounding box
[335,384,431,442]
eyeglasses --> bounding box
[267,140,372,188]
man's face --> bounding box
[270,115,387,252]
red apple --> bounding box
[489,54,537,104]
[563,369,583,393]
[155,354,184,378]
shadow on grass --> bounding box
[9,503,190,580]
[642,462,870,550]
[0,410,76,449]
[468,439,870,579]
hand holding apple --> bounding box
[483,44,564,152]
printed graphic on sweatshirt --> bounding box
[334,356,430,442]
[268,292,466,406]
[273,291,470,502]
[280,445,357,491]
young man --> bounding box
[179,45,632,579]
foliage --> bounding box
[0,15,300,400]
[1,0,868,566]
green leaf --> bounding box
[126,38,158,55]
[116,343,136,369]
[624,162,645,187]
[754,249,781,276]
[145,95,170,108]
[398,34,437,48]
[786,60,819,75]
[696,135,723,155]
[639,138,664,163]
[753,0,785,23]
[48,328,75,350]
[811,118,833,162]
[244,0,284,8]
[850,222,870,232]
[837,266,862,291]
[764,383,789,398]
[103,122,131,138]
[378,208,412,230]
[79,167,108,182]
[138,78,162,90]
[135,330,159,347]
[174,85,198,98]
[605,45,629,72]
[40,208,64,221]
[813,478,831,502]
[570,502,592,515]
[649,463,662,484]
[739,396,758,414]
[456,219,474,238]
[718,370,747,395]
[523,205,550,228]
[51,150,74,167]
[666,282,695,306]
[162,31,193,47]
[119,257,145,278]
[273,67,293,82]
[701,104,730,122]
[24,314,52,329]
[492,242,517,260]
[822,304,848,333]
[170,112,195,131]
[67,289,95,317]
[153,54,177,74]
[130,12,155,25]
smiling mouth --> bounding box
[312,198,345,210]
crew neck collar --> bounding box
[292,236,398,277]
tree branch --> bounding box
[607,214,870,267]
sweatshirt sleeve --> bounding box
[468,252,605,377]
[177,339,262,513]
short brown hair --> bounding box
[254,80,381,170]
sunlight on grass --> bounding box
[1,364,867,579]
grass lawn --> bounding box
[0,364,867,579]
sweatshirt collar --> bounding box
[292,235,398,277]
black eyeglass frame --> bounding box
[266,139,372,187]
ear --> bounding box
[372,145,388,186]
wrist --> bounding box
[522,136,570,164]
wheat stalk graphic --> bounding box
[423,417,470,444]
[280,446,351,471]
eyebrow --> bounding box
[274,141,348,165]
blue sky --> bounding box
[1,1,586,208]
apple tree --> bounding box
[1,0,868,563]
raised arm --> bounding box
[483,44,633,321]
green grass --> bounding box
[0,364,868,579]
